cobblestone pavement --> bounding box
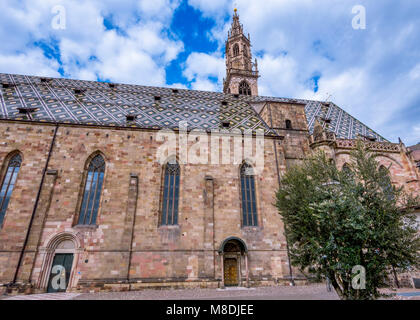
[74,285,339,300]
[2,285,418,300]
[4,293,81,300]
[382,288,420,300]
[73,285,420,300]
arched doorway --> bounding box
[46,240,75,292]
[37,232,82,293]
[219,237,249,288]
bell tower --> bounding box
[223,9,259,96]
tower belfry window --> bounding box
[233,44,239,56]
[239,81,251,96]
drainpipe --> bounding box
[126,174,139,290]
[12,123,59,286]
[268,104,295,286]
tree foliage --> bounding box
[276,142,420,300]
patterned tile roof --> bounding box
[250,96,387,142]
[408,143,420,151]
[0,73,386,141]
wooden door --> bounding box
[224,258,238,286]
[47,253,74,293]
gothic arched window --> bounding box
[161,160,180,226]
[285,119,292,129]
[342,163,351,173]
[0,154,22,228]
[379,165,393,199]
[233,43,239,56]
[78,154,105,225]
[240,162,258,227]
[342,163,354,179]
[239,81,251,96]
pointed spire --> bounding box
[398,137,408,153]
[229,8,243,37]
[224,7,259,96]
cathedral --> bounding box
[0,11,419,294]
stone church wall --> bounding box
[259,101,311,169]
[0,120,291,293]
[0,122,54,285]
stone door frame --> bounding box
[219,237,249,288]
[37,232,83,292]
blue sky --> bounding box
[0,0,419,145]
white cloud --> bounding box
[0,0,183,86]
[187,0,420,145]
[91,30,167,85]
[0,50,60,77]
[72,24,184,85]
[1,0,419,145]
[183,52,225,80]
[413,126,420,140]
[183,52,225,91]
[137,0,181,20]
[165,83,189,90]
[257,54,307,98]
[187,0,230,17]
[409,64,420,80]
[190,79,219,92]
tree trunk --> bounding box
[392,266,400,288]
[330,274,345,299]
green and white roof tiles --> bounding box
[0,73,386,141]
